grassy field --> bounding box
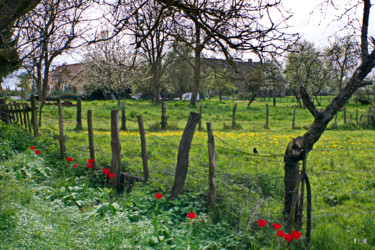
[0,96,374,249]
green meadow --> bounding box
[0,97,374,249]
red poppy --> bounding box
[73,164,78,168]
[273,223,282,230]
[291,230,302,240]
[276,231,285,237]
[66,157,73,162]
[30,146,35,150]
[102,168,110,175]
[284,234,293,242]
[87,159,94,164]
[258,219,267,227]
[187,212,197,219]
[35,150,40,155]
[155,193,162,199]
[87,163,92,169]
[108,173,115,179]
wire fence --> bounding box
[1,100,375,230]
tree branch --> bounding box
[300,83,319,118]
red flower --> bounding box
[284,234,293,242]
[87,163,92,169]
[258,219,267,227]
[102,168,110,175]
[291,230,302,240]
[30,146,35,150]
[66,157,73,162]
[87,159,94,164]
[35,150,40,155]
[73,164,78,168]
[276,231,285,237]
[108,173,115,179]
[155,193,162,199]
[187,212,197,219]
[273,223,282,230]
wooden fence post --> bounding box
[31,94,38,136]
[161,98,167,130]
[292,105,296,129]
[8,104,15,124]
[87,110,96,170]
[57,98,65,156]
[76,98,83,130]
[343,105,346,124]
[207,122,217,212]
[264,104,269,129]
[111,109,121,193]
[232,103,237,129]
[121,101,127,131]
[137,115,149,182]
[171,112,200,199]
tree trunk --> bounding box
[247,92,257,108]
[190,23,201,108]
[293,89,302,107]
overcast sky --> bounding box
[3,0,374,89]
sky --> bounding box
[3,0,374,90]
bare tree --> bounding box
[283,0,375,228]
[324,35,360,94]
[83,36,143,106]
[15,0,94,126]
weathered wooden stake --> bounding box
[121,101,127,131]
[76,98,83,130]
[207,122,217,212]
[232,103,237,129]
[87,110,96,170]
[161,98,167,130]
[137,115,149,182]
[368,107,372,125]
[292,105,296,129]
[57,98,65,156]
[343,105,346,124]
[264,104,269,129]
[111,109,122,193]
[171,112,200,199]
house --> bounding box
[48,63,86,93]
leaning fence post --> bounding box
[232,103,237,129]
[207,122,217,212]
[111,109,121,193]
[137,115,149,182]
[368,107,372,125]
[161,98,167,130]
[171,112,200,199]
[264,104,269,129]
[87,110,96,170]
[198,104,203,131]
[343,105,346,124]
[356,109,359,125]
[57,98,65,156]
[76,98,83,130]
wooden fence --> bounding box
[0,101,32,133]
